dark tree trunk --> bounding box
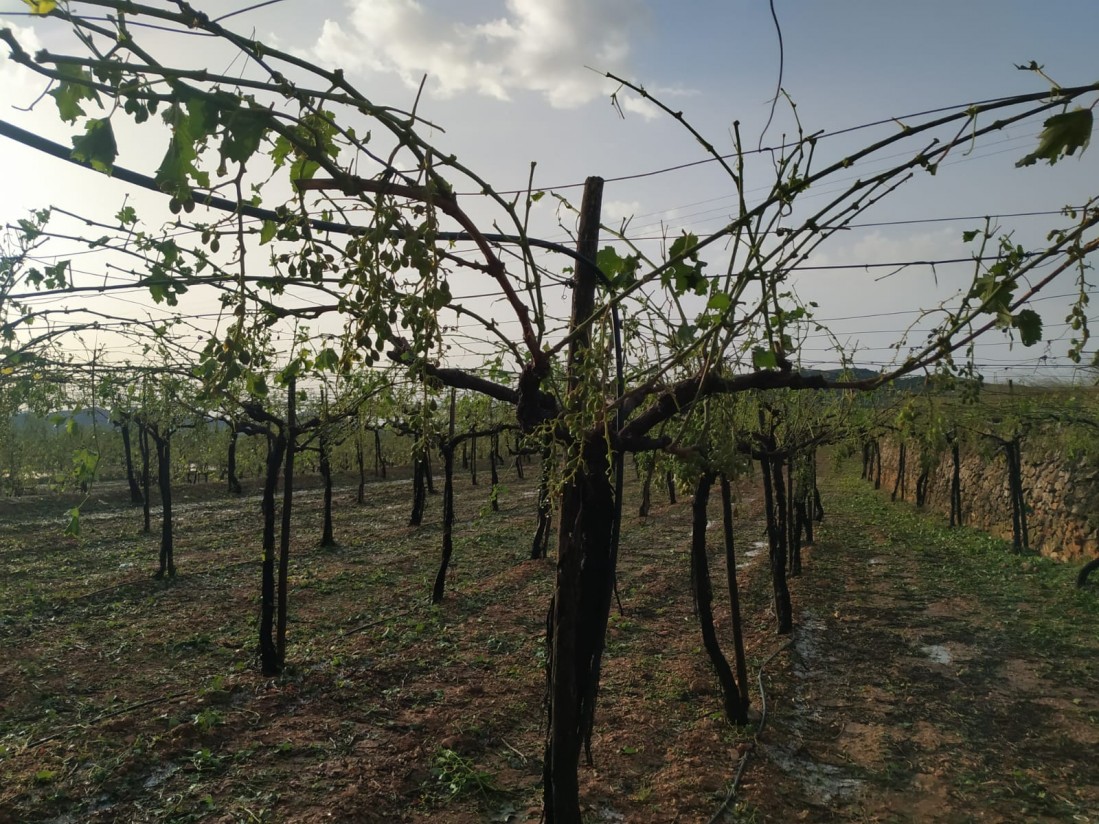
[915,468,930,507]
[356,429,366,505]
[874,440,883,489]
[227,423,243,494]
[433,444,457,603]
[469,435,478,486]
[531,445,553,560]
[892,441,906,502]
[468,435,476,487]
[1004,438,1029,552]
[489,432,501,511]
[761,449,793,634]
[433,391,459,603]
[950,439,963,527]
[276,380,296,667]
[150,428,175,578]
[259,432,286,676]
[409,453,427,526]
[374,428,386,479]
[138,421,152,533]
[638,454,656,517]
[810,449,824,523]
[1077,557,1099,588]
[665,470,676,505]
[720,475,751,714]
[787,451,800,577]
[319,430,335,547]
[794,497,809,555]
[690,472,748,725]
[119,422,143,505]
[424,449,436,494]
[544,435,615,824]
[544,175,610,824]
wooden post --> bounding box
[276,377,296,667]
[546,176,605,824]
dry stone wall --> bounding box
[875,439,1099,563]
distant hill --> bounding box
[11,409,227,430]
[804,367,927,391]
[12,408,111,431]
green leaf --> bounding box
[154,99,214,197]
[961,229,980,243]
[315,347,340,371]
[752,347,778,370]
[182,93,222,142]
[596,245,625,277]
[49,64,99,123]
[1012,309,1043,346]
[220,107,268,167]
[246,373,268,399]
[706,292,731,312]
[669,232,699,260]
[70,118,117,173]
[259,220,278,245]
[675,322,696,345]
[662,232,708,296]
[270,134,294,169]
[63,507,81,538]
[1016,108,1093,167]
[596,245,639,289]
[155,136,200,198]
[290,155,320,185]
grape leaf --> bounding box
[752,347,778,370]
[70,118,117,173]
[49,64,99,123]
[1016,109,1093,167]
[1012,309,1043,346]
[259,220,277,245]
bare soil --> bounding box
[741,472,1099,823]
[0,460,1096,823]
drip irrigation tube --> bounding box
[707,639,794,824]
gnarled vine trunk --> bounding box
[544,434,615,824]
[259,430,286,676]
[147,426,174,579]
[319,430,335,547]
[227,422,243,494]
[119,421,143,505]
[760,444,793,634]
[690,472,748,725]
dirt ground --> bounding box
[0,459,1096,822]
[740,471,1099,823]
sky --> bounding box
[2,0,1098,385]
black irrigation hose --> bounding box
[708,639,794,824]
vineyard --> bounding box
[2,2,1099,822]
[1,450,1097,822]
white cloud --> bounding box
[1,23,44,101]
[314,0,647,108]
[603,199,640,224]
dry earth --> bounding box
[0,460,1096,823]
[739,471,1099,823]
